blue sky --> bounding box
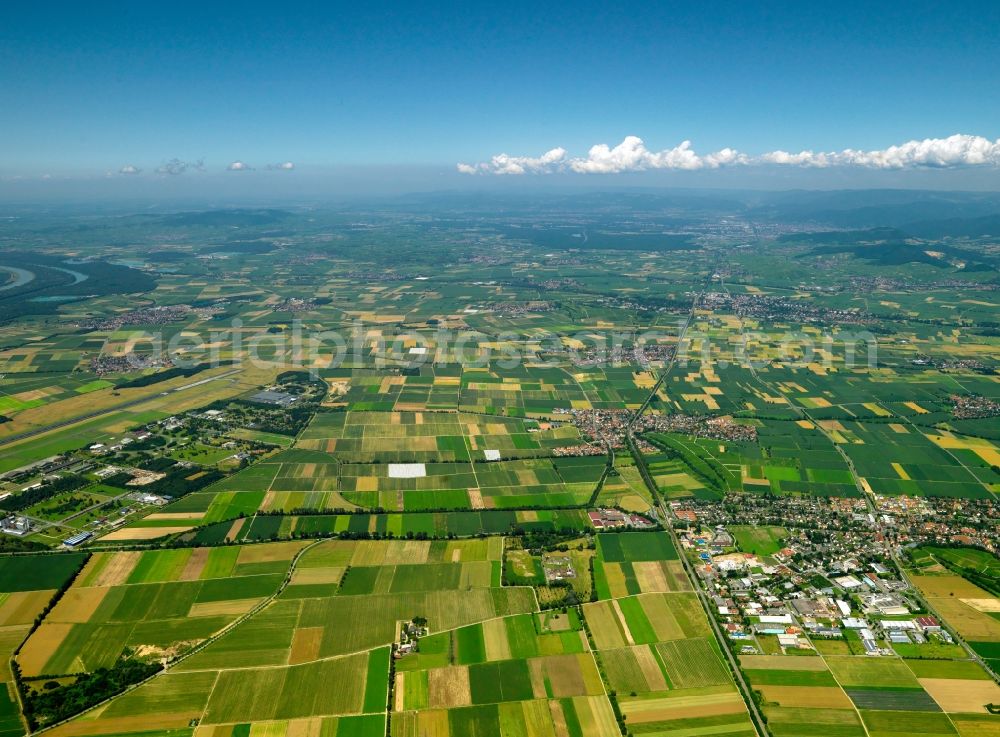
[2,0,999,188]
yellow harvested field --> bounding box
[289,626,324,665]
[602,563,629,599]
[621,688,744,723]
[632,561,669,593]
[427,666,471,708]
[537,654,601,698]
[412,710,449,736]
[0,590,55,626]
[740,654,829,671]
[82,551,141,587]
[236,541,308,563]
[580,602,625,650]
[382,540,431,565]
[863,402,890,416]
[633,646,668,692]
[892,462,911,480]
[482,617,512,662]
[179,547,210,581]
[638,594,685,641]
[47,712,197,737]
[17,622,73,676]
[394,674,407,713]
[290,567,344,585]
[46,587,109,624]
[102,526,192,541]
[572,696,620,737]
[285,718,331,737]
[610,600,635,645]
[920,678,1000,714]
[633,371,657,388]
[973,447,1000,467]
[912,575,992,599]
[964,598,1000,613]
[188,599,261,617]
[144,512,205,521]
[225,518,246,542]
[904,401,929,413]
[928,598,1000,640]
[758,685,852,708]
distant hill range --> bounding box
[781,227,998,271]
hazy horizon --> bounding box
[3,0,1000,200]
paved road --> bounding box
[622,274,769,737]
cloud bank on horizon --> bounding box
[106,160,295,177]
[457,134,1000,175]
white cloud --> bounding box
[119,164,141,175]
[459,147,567,176]
[156,158,205,176]
[459,134,1000,174]
[267,161,295,170]
[763,134,1000,169]
[569,137,710,173]
[227,161,252,171]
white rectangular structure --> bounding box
[758,614,793,625]
[388,463,427,479]
[483,449,501,461]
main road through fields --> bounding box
[622,270,769,737]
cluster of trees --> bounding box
[137,456,178,473]
[0,474,88,512]
[103,466,223,500]
[22,659,162,728]
[642,433,731,494]
[114,362,217,389]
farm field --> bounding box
[583,580,755,736]
[109,435,608,535]
[592,531,690,599]
[16,543,308,679]
[178,509,595,545]
[730,526,788,556]
[33,537,568,735]
[909,572,1000,673]
[0,192,997,737]
[0,555,87,737]
[25,532,754,737]
[740,637,1000,736]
